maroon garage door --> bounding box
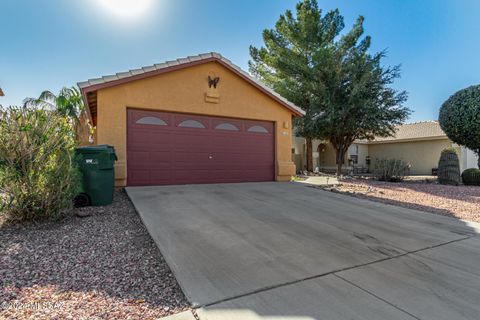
[127,109,275,186]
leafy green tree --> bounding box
[439,85,480,167]
[250,0,344,171]
[24,87,90,143]
[312,20,410,175]
[250,0,409,175]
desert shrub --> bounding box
[439,85,480,168]
[461,168,480,186]
[373,158,410,182]
[437,147,461,185]
[0,106,81,221]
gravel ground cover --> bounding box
[335,178,480,222]
[0,191,190,320]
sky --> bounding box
[1,0,480,122]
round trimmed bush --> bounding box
[461,168,480,186]
[439,85,480,168]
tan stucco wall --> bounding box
[316,141,348,167]
[95,61,296,186]
[292,137,304,172]
[368,139,454,175]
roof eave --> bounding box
[366,136,449,144]
[78,85,93,126]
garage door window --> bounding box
[214,123,239,131]
[247,125,269,133]
[136,116,167,126]
[178,120,206,128]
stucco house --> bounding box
[78,52,304,186]
[293,121,479,175]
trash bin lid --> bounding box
[76,145,117,160]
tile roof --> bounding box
[78,52,304,116]
[369,121,447,143]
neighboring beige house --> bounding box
[293,121,479,175]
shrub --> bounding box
[373,158,410,182]
[461,168,480,186]
[437,148,461,185]
[0,106,81,221]
[439,85,480,168]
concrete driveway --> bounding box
[126,182,480,320]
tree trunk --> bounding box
[306,137,313,172]
[335,147,345,176]
[336,162,343,176]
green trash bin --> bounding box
[75,145,117,206]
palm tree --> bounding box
[24,87,83,121]
[24,87,91,143]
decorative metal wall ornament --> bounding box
[208,75,220,88]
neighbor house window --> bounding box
[178,120,206,128]
[136,116,168,126]
[247,125,269,133]
[215,123,239,131]
[348,144,359,164]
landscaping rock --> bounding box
[75,209,92,218]
[338,179,480,222]
[0,191,190,319]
